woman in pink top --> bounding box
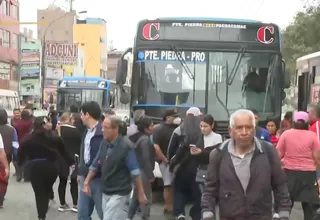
[276,111,320,219]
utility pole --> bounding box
[68,0,74,12]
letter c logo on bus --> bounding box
[142,23,160,40]
[257,26,275,44]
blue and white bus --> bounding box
[57,76,130,114]
[117,17,290,136]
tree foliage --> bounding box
[282,1,320,73]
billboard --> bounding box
[46,67,64,80]
[140,22,278,44]
[44,42,78,66]
[21,49,40,79]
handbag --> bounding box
[195,168,207,183]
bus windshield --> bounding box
[137,50,207,106]
[57,89,104,112]
[208,52,281,120]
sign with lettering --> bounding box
[137,50,207,62]
[58,79,107,88]
[139,21,278,44]
[45,42,78,66]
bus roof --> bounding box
[62,76,107,81]
[296,51,320,62]
[152,17,262,23]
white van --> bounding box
[0,89,20,121]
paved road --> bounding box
[1,169,304,220]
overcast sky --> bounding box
[19,0,305,50]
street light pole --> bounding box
[40,14,69,109]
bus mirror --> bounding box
[284,70,291,88]
[116,59,128,85]
[282,59,290,88]
[120,88,130,104]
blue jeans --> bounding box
[102,193,129,220]
[78,177,103,220]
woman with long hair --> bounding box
[189,114,223,191]
[57,112,82,212]
[266,118,279,146]
[276,111,320,219]
[17,116,74,220]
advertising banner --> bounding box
[44,42,78,66]
[46,67,64,80]
[21,49,40,79]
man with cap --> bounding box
[153,108,179,215]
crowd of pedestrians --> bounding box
[1,101,320,220]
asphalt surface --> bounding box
[1,168,305,220]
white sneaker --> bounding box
[176,214,185,220]
[273,213,280,219]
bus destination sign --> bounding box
[137,50,207,62]
[141,22,277,44]
[59,80,106,88]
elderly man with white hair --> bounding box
[201,109,291,220]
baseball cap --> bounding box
[163,108,179,120]
[293,111,309,123]
[186,107,202,116]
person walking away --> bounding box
[48,106,58,131]
[281,111,293,129]
[83,115,147,220]
[167,107,203,220]
[266,119,279,146]
[10,108,21,126]
[277,111,320,219]
[201,109,291,220]
[190,114,223,193]
[127,116,155,220]
[0,134,9,208]
[57,112,82,213]
[17,116,74,220]
[250,109,271,142]
[77,101,104,220]
[153,108,180,215]
[13,109,33,182]
[127,109,145,136]
[308,103,320,198]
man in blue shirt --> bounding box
[250,109,271,142]
[83,115,147,220]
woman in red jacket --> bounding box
[266,119,279,146]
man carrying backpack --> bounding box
[201,109,290,220]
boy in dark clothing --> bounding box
[127,116,155,220]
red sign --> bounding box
[142,23,160,40]
[257,26,275,44]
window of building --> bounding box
[0,29,3,46]
[2,0,9,16]
[11,33,18,49]
[0,62,10,80]
[3,30,10,47]
[11,5,18,19]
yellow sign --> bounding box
[0,21,48,25]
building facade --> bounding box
[107,51,122,80]
[0,0,19,90]
[20,40,41,108]
[37,5,75,43]
[73,17,107,77]
[63,47,85,77]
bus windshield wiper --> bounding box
[170,44,196,104]
[170,45,194,80]
[228,47,246,85]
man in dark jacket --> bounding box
[201,109,290,220]
[127,116,155,220]
[83,115,147,220]
[77,101,104,220]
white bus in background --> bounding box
[0,89,20,121]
